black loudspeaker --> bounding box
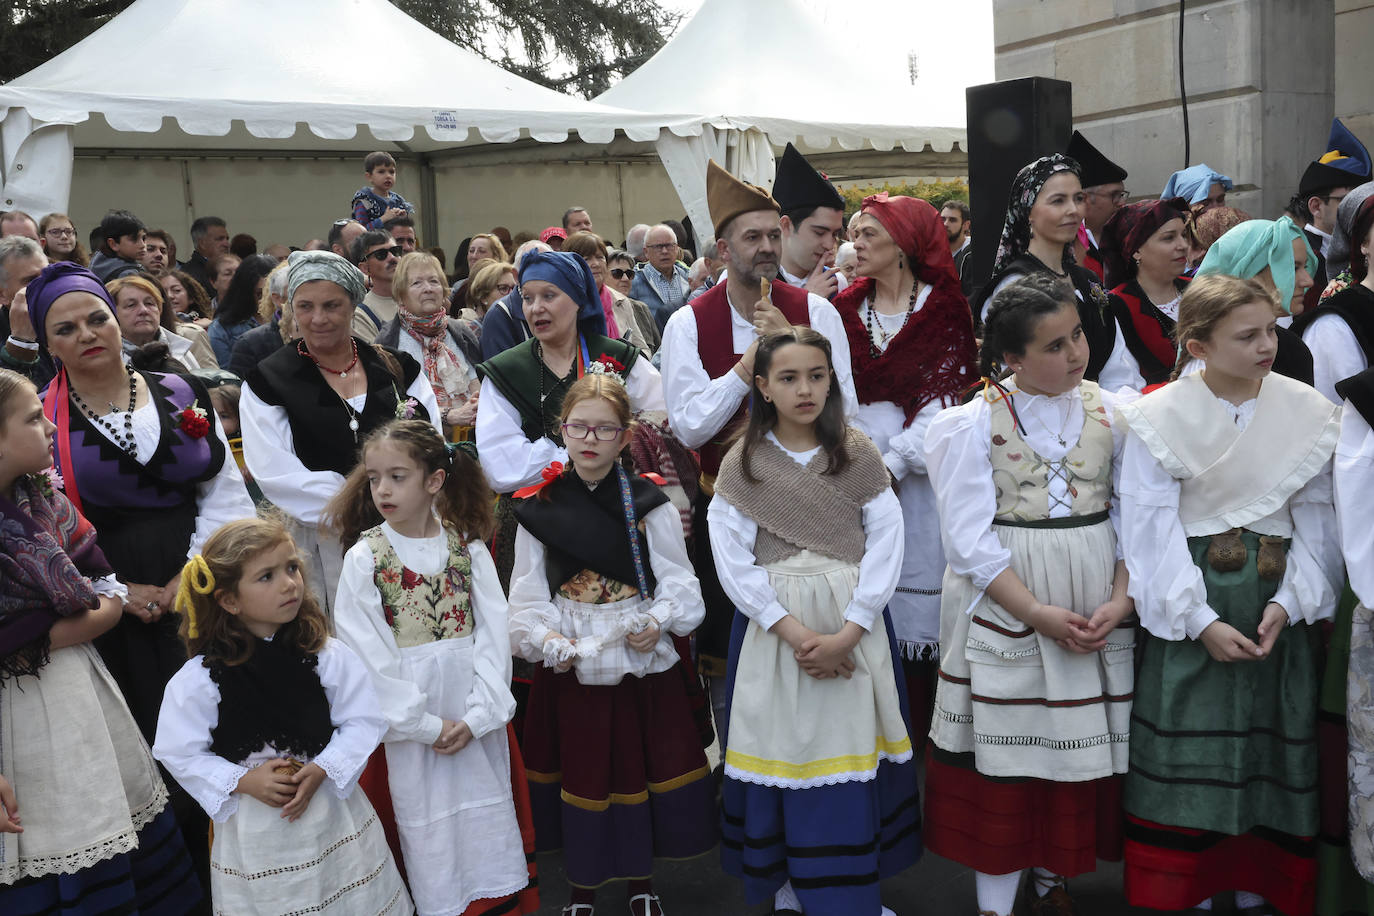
[965,78,1073,301]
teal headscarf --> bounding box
[1195,216,1316,314]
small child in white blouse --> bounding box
[508,369,714,916]
[708,327,916,916]
[152,517,412,915]
[923,274,1135,916]
[1116,274,1341,916]
[325,419,536,916]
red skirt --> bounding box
[923,744,1123,876]
[1123,815,1316,915]
[358,723,540,915]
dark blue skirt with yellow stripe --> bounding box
[720,608,922,915]
[0,804,202,915]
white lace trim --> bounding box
[897,640,941,662]
[0,781,168,883]
[311,747,360,798]
[206,763,248,821]
[441,878,533,916]
[724,748,914,790]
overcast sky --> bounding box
[666,0,996,121]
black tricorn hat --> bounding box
[772,143,844,214]
[1064,130,1128,187]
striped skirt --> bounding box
[0,805,201,915]
[1125,534,1319,915]
[720,607,922,915]
[521,663,717,888]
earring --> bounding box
[762,395,772,403]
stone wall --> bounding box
[993,0,1337,219]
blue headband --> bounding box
[517,250,607,337]
[24,262,115,351]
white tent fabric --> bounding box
[0,0,690,215]
[596,0,965,248]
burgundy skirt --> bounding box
[923,744,1123,876]
[522,663,717,888]
[1123,815,1316,914]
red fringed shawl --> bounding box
[834,276,978,426]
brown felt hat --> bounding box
[708,159,780,238]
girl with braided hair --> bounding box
[924,273,1137,916]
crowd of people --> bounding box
[3,119,1374,916]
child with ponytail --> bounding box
[326,419,537,916]
[923,273,1136,916]
[153,516,411,914]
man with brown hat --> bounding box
[659,159,857,742]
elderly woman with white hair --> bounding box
[239,250,441,611]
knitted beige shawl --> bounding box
[715,427,889,565]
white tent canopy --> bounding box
[596,0,965,248]
[0,0,696,218]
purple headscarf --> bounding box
[24,262,115,352]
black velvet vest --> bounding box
[246,339,427,476]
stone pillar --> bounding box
[993,0,1335,218]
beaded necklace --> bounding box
[863,277,920,358]
[298,338,359,378]
[69,371,139,456]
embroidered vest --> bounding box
[989,381,1113,522]
[363,526,474,648]
[689,281,812,476]
[477,335,640,446]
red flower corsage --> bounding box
[179,402,211,439]
[513,461,564,499]
[595,354,625,373]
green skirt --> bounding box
[1126,532,1320,837]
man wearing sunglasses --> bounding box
[349,230,402,342]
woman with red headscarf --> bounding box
[1099,197,1192,385]
[833,193,978,734]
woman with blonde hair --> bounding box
[107,274,216,371]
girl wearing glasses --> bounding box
[508,369,715,916]
[475,250,665,589]
[38,213,89,267]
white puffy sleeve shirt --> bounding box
[1117,397,1340,641]
[706,434,902,633]
[507,500,704,660]
[924,384,1132,601]
[240,374,441,526]
[1336,399,1374,608]
[475,356,665,493]
[333,525,514,744]
[152,638,387,823]
[659,291,858,450]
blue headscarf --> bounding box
[1195,216,1316,314]
[1161,164,1234,205]
[25,262,115,351]
[517,250,607,338]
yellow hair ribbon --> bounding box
[175,555,216,639]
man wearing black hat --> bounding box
[1065,130,1129,282]
[773,143,849,300]
[1295,118,1372,311]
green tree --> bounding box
[839,180,972,219]
[0,0,681,97]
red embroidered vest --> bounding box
[690,281,811,476]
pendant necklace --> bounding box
[299,338,359,378]
[863,277,920,358]
[338,394,361,439]
[70,371,139,456]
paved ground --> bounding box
[530,847,1208,915]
